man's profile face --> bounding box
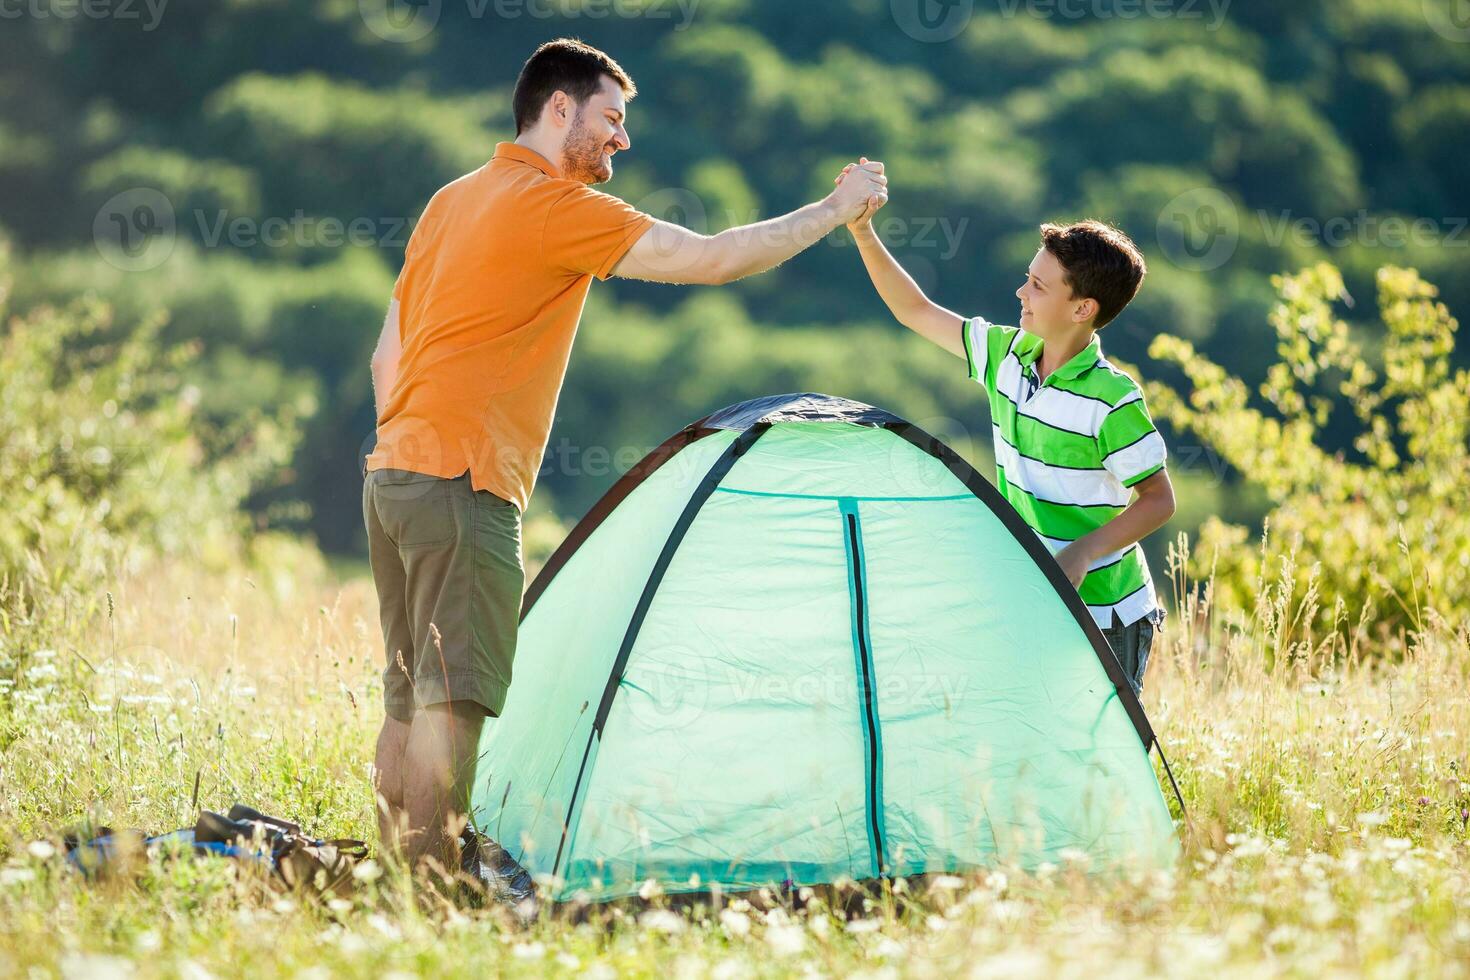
[561,75,630,185]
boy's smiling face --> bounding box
[1015,247,1098,339]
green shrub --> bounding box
[1148,264,1469,646]
[0,240,298,665]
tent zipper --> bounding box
[842,505,887,878]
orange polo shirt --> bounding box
[366,142,654,512]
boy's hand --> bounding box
[1054,541,1093,590]
[825,157,887,225]
[834,157,887,231]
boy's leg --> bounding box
[1101,613,1158,695]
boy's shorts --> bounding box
[362,468,524,721]
[1101,609,1162,696]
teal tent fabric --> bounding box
[471,394,1179,901]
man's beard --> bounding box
[561,108,613,185]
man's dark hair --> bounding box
[1038,220,1147,329]
[512,38,637,136]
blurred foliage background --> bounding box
[1,0,1467,594]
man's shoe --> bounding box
[460,828,538,918]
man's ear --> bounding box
[547,90,572,129]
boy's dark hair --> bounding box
[512,38,637,136]
[1038,220,1147,329]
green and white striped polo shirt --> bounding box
[963,317,1167,628]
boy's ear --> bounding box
[1071,297,1100,324]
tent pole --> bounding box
[549,424,771,885]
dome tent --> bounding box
[471,393,1182,901]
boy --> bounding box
[837,162,1174,693]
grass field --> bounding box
[2,549,1468,979]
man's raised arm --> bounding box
[610,161,888,286]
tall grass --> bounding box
[1,541,1466,978]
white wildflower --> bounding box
[0,867,35,887]
[871,936,905,960]
[765,923,806,957]
[60,954,133,980]
[719,908,751,937]
[351,860,382,883]
[640,909,685,934]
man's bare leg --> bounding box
[403,701,485,874]
[373,716,412,860]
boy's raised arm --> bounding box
[841,160,967,358]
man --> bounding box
[363,38,887,880]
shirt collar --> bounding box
[493,141,561,178]
[1019,333,1102,382]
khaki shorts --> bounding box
[362,468,524,721]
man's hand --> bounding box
[610,157,888,286]
[835,157,888,231]
[827,158,888,226]
[1054,541,1094,590]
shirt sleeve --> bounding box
[542,185,656,280]
[1096,391,1168,487]
[961,317,1019,394]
